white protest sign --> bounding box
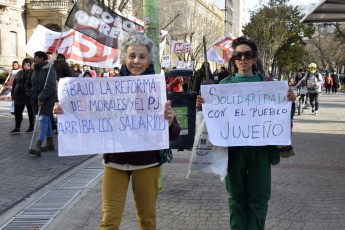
[161,55,172,68]
[57,75,169,156]
[176,61,187,69]
[201,81,291,146]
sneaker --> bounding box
[312,107,315,113]
[314,110,318,115]
[25,128,34,134]
[10,128,20,134]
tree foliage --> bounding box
[243,0,313,75]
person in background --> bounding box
[53,32,181,230]
[88,66,97,78]
[296,63,323,115]
[46,52,53,61]
[295,69,304,94]
[331,70,339,94]
[10,58,35,134]
[82,70,92,77]
[72,64,82,77]
[193,62,213,93]
[53,54,72,81]
[166,67,182,92]
[213,68,221,84]
[219,66,228,83]
[196,36,296,230]
[324,72,333,94]
[25,51,57,156]
[79,65,89,77]
[101,68,113,77]
[113,67,120,76]
[5,61,22,86]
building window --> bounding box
[10,31,17,56]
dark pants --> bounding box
[332,83,338,93]
[225,146,271,230]
[326,84,332,94]
[309,92,319,111]
[14,104,34,130]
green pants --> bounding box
[225,146,271,230]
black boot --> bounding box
[41,137,54,151]
[29,141,42,156]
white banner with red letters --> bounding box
[25,25,120,68]
[213,32,236,52]
[25,25,167,69]
[171,40,193,53]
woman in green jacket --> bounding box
[196,36,296,230]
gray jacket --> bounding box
[296,72,323,94]
[25,61,57,115]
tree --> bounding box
[243,0,311,76]
[305,23,345,73]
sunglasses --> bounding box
[309,67,316,71]
[233,51,254,60]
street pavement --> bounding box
[0,89,345,230]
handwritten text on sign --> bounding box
[57,75,169,156]
[201,81,291,147]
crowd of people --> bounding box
[2,30,344,230]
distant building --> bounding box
[232,0,247,37]
[212,0,247,37]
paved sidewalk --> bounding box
[1,91,345,230]
[0,102,92,215]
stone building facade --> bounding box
[0,0,73,69]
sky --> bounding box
[246,0,321,21]
[246,0,321,9]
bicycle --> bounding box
[297,87,308,115]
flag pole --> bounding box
[203,36,209,84]
[29,2,76,150]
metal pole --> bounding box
[203,36,209,84]
[143,0,162,192]
[143,0,160,73]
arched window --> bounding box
[45,23,62,32]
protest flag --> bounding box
[213,32,236,52]
[65,0,143,49]
[204,47,225,64]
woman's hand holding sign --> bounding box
[164,100,175,127]
[53,102,63,115]
[287,87,296,103]
[196,95,205,109]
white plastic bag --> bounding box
[10,101,15,115]
[187,111,228,181]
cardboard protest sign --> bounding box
[201,81,291,146]
[176,61,187,69]
[161,55,172,68]
[57,75,169,156]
